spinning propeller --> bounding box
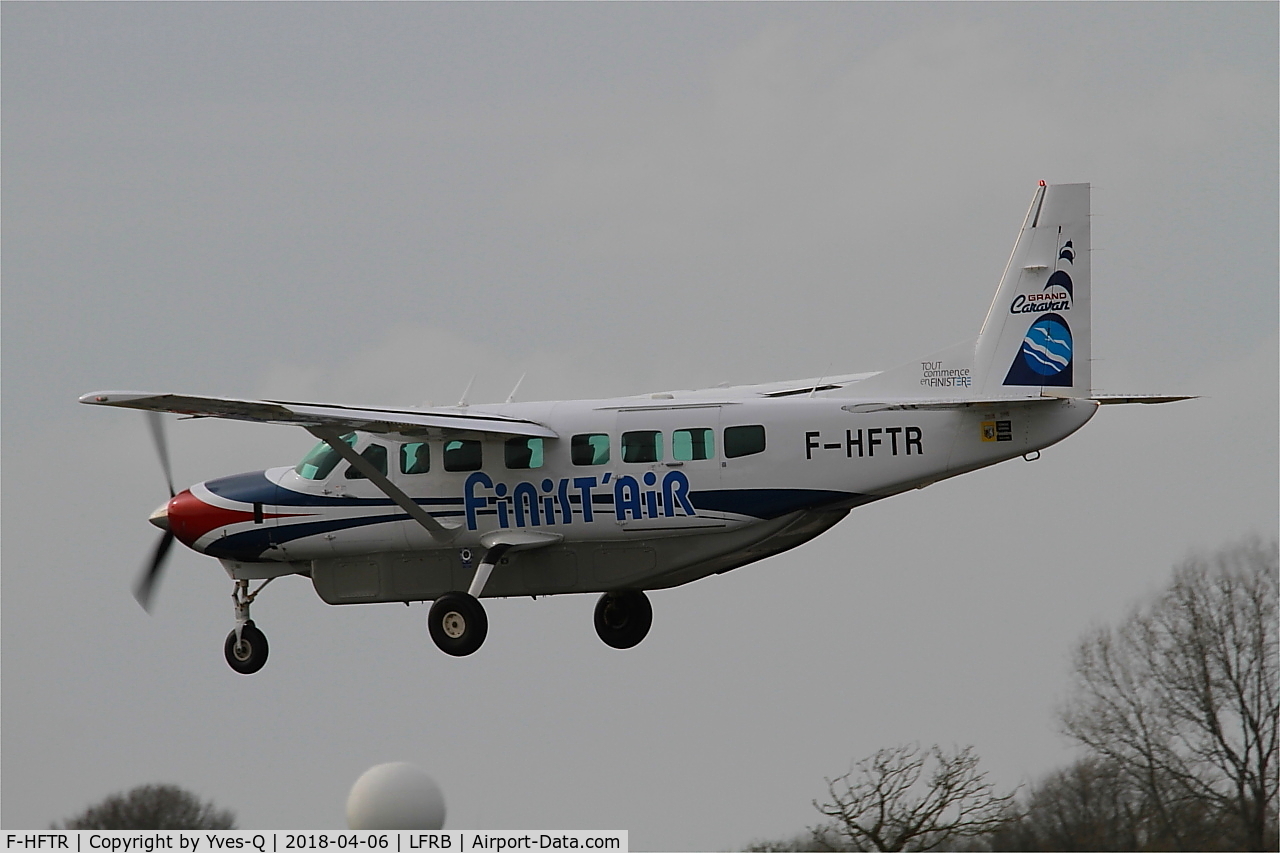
[136,411,177,611]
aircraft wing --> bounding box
[79,392,559,438]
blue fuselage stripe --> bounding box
[201,471,869,561]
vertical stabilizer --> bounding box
[973,182,1090,397]
[841,182,1090,401]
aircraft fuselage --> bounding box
[179,393,1096,603]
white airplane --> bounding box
[82,182,1190,674]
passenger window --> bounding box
[400,442,431,475]
[622,430,663,463]
[673,428,715,461]
[345,442,389,479]
[505,437,544,469]
[571,434,610,466]
[443,439,483,472]
[295,432,358,480]
[724,425,766,458]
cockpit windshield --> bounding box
[295,433,358,480]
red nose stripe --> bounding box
[167,489,309,549]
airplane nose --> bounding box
[149,499,171,532]
[165,487,254,552]
[153,477,281,556]
[165,488,212,550]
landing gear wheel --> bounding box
[428,592,488,656]
[224,621,269,674]
[594,590,653,649]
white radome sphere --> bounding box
[346,762,446,830]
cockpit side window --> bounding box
[295,432,358,480]
[345,442,389,479]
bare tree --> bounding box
[743,826,844,852]
[811,743,1017,852]
[55,783,236,830]
[1060,537,1278,851]
[990,756,1152,851]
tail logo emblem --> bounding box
[1020,317,1072,375]
[1003,312,1074,386]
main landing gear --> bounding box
[422,540,654,656]
[426,544,510,657]
[427,591,488,657]
[424,588,655,655]
[224,579,272,674]
[593,590,653,649]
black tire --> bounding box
[224,621,269,674]
[428,592,488,656]
[594,590,653,649]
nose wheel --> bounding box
[224,579,272,674]
[224,620,269,674]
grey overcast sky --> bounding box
[2,3,1276,849]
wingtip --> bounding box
[79,391,158,405]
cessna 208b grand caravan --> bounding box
[83,182,1189,673]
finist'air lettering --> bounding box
[464,470,695,531]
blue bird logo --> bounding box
[1020,317,1073,376]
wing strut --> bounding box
[465,530,563,597]
[306,426,460,543]
[468,544,512,598]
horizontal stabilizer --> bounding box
[1086,394,1198,405]
[841,395,1082,413]
[841,393,1195,413]
[79,392,559,438]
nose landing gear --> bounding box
[224,621,269,674]
[224,579,272,674]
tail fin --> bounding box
[974,181,1090,397]
[842,182,1090,401]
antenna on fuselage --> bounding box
[809,362,835,398]
[456,374,476,408]
[505,372,527,404]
